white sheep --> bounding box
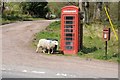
[36,39,58,54]
[36,39,47,53]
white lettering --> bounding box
[63,10,76,13]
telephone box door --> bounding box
[64,15,75,54]
[61,15,78,54]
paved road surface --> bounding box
[1,20,118,78]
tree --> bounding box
[93,2,102,21]
[82,2,89,23]
[118,1,120,27]
[1,2,5,14]
[20,2,49,17]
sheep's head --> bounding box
[52,41,58,45]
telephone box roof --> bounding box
[62,6,79,10]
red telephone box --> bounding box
[60,6,82,55]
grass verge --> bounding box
[1,15,45,25]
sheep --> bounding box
[35,39,47,53]
[36,39,58,54]
[46,38,58,52]
[47,40,58,54]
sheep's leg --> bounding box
[36,43,41,53]
[42,48,46,53]
[51,48,54,54]
[48,49,50,54]
[47,46,50,54]
[36,47,39,53]
[43,50,45,53]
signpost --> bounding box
[103,28,110,59]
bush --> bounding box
[20,2,49,18]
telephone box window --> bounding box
[64,25,73,28]
[65,37,73,40]
[65,16,74,20]
[65,29,73,32]
[65,42,73,45]
[65,21,74,24]
[66,33,73,37]
[65,46,73,50]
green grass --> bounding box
[33,21,119,62]
[32,21,60,47]
[2,16,45,25]
[80,24,118,62]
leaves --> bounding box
[20,2,49,17]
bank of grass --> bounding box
[33,21,119,62]
[33,21,60,47]
[2,16,45,25]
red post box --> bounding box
[60,6,82,55]
[103,28,110,41]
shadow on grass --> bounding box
[81,46,98,54]
[53,46,98,55]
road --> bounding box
[0,20,118,78]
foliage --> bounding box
[1,2,48,24]
[2,3,22,21]
[48,2,119,26]
[47,2,78,18]
[20,2,49,17]
[1,2,119,26]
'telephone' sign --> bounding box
[63,10,76,13]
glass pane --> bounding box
[64,25,73,28]
[65,29,73,32]
[65,16,74,20]
[65,21,73,24]
[65,46,73,50]
[66,33,73,37]
[65,37,73,40]
[65,42,73,45]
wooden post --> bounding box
[78,0,83,50]
[105,41,108,59]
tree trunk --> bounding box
[83,2,89,23]
[93,3,96,21]
[78,0,83,11]
[93,2,102,22]
[2,2,5,14]
[118,1,120,27]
